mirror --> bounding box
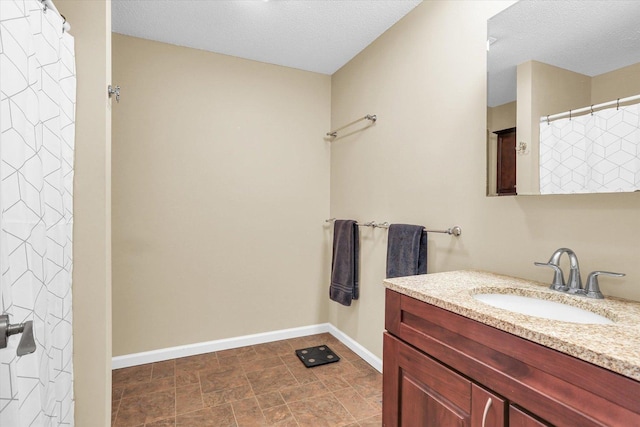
[487,1,640,196]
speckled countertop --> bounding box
[383,270,640,382]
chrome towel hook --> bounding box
[108,85,120,103]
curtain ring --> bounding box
[546,115,550,125]
[617,98,620,110]
[569,110,572,120]
[41,0,48,13]
[61,14,66,33]
[590,105,594,116]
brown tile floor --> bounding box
[112,333,382,426]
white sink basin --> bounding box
[473,293,614,324]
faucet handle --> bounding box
[534,262,568,291]
[584,271,625,299]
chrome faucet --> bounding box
[561,248,583,294]
[534,247,580,292]
[535,248,625,299]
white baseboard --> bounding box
[112,323,382,373]
[326,324,383,373]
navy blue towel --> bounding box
[330,220,359,306]
[386,224,427,279]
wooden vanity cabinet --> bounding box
[383,289,640,427]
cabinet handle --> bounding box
[481,397,492,427]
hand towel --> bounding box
[330,220,359,306]
[386,224,427,279]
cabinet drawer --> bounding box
[509,406,550,427]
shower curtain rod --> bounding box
[325,219,462,236]
[41,0,71,32]
[540,93,640,124]
[326,114,377,138]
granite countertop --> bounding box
[383,270,640,382]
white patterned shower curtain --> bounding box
[539,103,640,194]
[0,0,75,425]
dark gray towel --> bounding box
[330,220,359,306]
[386,224,427,279]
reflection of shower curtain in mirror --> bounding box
[539,103,640,194]
[0,0,75,425]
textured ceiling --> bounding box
[111,0,421,75]
[488,1,640,107]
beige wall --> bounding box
[487,101,516,133]
[55,0,112,425]
[330,0,640,359]
[591,62,640,104]
[111,35,331,356]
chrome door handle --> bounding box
[481,397,493,427]
[0,314,36,356]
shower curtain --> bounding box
[0,0,75,425]
[539,103,640,194]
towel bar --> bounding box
[325,218,378,228]
[429,226,462,236]
[325,219,462,236]
[326,114,377,138]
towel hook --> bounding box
[108,85,120,103]
[447,226,463,236]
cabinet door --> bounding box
[495,128,517,195]
[472,384,505,427]
[509,406,551,427]
[384,333,472,427]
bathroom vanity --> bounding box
[382,271,640,426]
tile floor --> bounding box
[111,333,382,426]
